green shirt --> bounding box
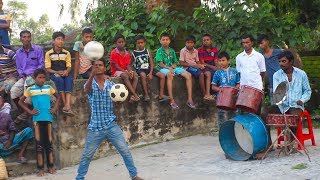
[155,47,179,70]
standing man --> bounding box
[236,34,266,91]
[257,34,282,104]
[0,1,11,48]
[236,34,267,159]
[11,30,44,121]
[76,59,143,180]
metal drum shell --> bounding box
[219,113,269,161]
[236,85,263,113]
[216,86,239,111]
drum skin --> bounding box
[216,86,239,111]
[236,85,263,113]
[219,113,269,161]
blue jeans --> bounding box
[218,109,237,128]
[76,121,137,179]
[49,73,73,93]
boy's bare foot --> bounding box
[36,169,46,176]
[48,167,56,174]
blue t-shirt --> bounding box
[24,84,55,122]
[212,67,240,87]
[263,49,282,89]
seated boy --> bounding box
[198,34,219,83]
[0,111,34,163]
[131,35,168,102]
[179,35,214,101]
[73,28,94,79]
[212,52,240,128]
[155,33,196,109]
[110,34,140,102]
[45,31,74,115]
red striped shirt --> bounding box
[198,46,219,64]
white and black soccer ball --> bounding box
[109,84,129,102]
[83,41,104,60]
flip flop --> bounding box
[159,95,170,102]
[17,157,27,164]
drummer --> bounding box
[212,52,240,128]
[236,34,266,114]
[271,50,311,126]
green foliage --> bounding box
[19,14,55,44]
[6,1,55,45]
[88,0,319,67]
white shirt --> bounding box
[236,48,266,90]
[0,103,11,114]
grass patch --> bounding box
[291,163,307,170]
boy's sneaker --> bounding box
[170,102,179,109]
[186,102,197,109]
[144,96,150,102]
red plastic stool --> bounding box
[296,110,316,150]
[277,110,316,150]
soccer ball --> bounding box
[109,84,129,102]
[83,41,104,60]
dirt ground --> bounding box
[14,129,320,180]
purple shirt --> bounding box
[0,112,16,144]
[16,44,44,77]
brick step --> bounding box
[6,160,37,177]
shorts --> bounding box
[186,67,202,78]
[0,77,18,93]
[136,68,159,76]
[10,78,26,99]
[113,71,125,77]
[80,68,92,79]
[202,67,215,74]
[49,73,73,93]
[159,67,185,75]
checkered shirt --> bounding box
[85,78,116,131]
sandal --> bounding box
[159,95,170,102]
[17,157,27,164]
[203,95,215,101]
[170,102,179,109]
[62,107,75,116]
[186,102,197,109]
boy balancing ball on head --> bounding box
[110,34,140,102]
[155,32,196,109]
[18,68,60,176]
[131,35,169,102]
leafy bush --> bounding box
[87,0,319,67]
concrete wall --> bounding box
[53,77,217,168]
